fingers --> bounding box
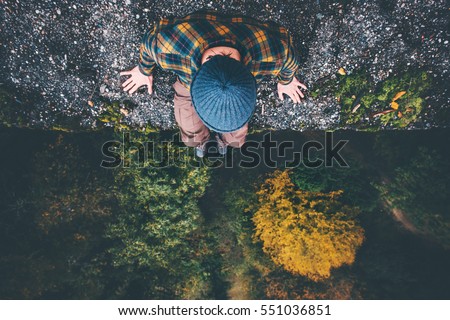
[298,82,308,90]
[120,66,138,76]
[296,86,305,99]
[279,88,305,104]
[287,92,296,104]
[293,91,301,104]
[278,90,284,101]
[288,91,299,104]
[123,82,136,93]
[146,75,153,95]
[121,67,153,95]
[287,89,302,104]
[293,77,308,91]
[129,84,141,94]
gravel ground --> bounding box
[0,0,448,130]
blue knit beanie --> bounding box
[191,55,257,133]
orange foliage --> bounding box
[253,170,364,281]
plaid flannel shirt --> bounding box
[138,10,299,89]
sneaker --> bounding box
[215,134,228,155]
[195,141,207,158]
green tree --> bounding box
[290,154,378,210]
[377,147,450,248]
[0,133,115,299]
[105,146,213,298]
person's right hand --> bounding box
[120,66,153,94]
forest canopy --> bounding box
[0,128,449,299]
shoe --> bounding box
[195,141,207,158]
[215,134,228,155]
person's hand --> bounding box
[120,66,153,94]
[277,77,307,104]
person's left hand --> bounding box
[277,77,308,104]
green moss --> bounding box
[312,70,432,129]
[50,125,74,132]
[98,101,158,133]
[311,70,431,130]
[247,127,274,135]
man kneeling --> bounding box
[121,10,307,157]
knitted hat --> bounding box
[191,55,256,133]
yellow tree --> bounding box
[253,170,364,281]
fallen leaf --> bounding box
[87,100,94,107]
[398,111,403,118]
[391,101,399,110]
[392,91,407,101]
[405,107,413,113]
[352,104,361,113]
[120,108,129,116]
[338,67,346,75]
[372,109,394,117]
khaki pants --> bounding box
[173,80,248,148]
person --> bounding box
[121,10,307,157]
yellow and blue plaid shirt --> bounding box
[139,10,299,89]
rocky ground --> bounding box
[0,0,448,130]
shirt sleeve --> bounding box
[277,34,299,85]
[138,27,157,76]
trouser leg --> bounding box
[172,80,210,147]
[220,123,248,148]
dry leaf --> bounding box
[338,67,346,75]
[87,100,94,107]
[397,111,403,118]
[405,107,413,113]
[120,108,129,116]
[392,91,407,101]
[373,109,394,117]
[391,101,399,110]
